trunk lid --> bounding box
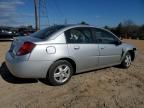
[9,36,41,56]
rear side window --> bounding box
[65,28,94,44]
[31,25,66,39]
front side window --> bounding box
[93,29,119,44]
[65,28,94,44]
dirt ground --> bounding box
[0,39,144,108]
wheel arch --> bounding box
[56,58,76,74]
[123,48,136,61]
[47,57,77,77]
[127,49,136,61]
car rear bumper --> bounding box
[5,52,53,78]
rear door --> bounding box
[65,27,99,72]
[92,28,122,67]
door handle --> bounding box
[101,47,104,50]
[74,46,80,50]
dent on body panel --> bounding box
[120,43,135,60]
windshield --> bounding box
[31,25,66,39]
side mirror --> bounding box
[114,41,122,45]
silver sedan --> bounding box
[5,25,136,85]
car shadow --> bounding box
[0,62,123,85]
[0,62,38,84]
[0,40,13,42]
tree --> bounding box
[140,24,144,32]
[80,21,89,25]
[139,24,144,40]
[122,20,139,39]
[102,20,144,40]
[104,26,110,30]
[115,22,123,38]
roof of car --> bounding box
[61,24,95,28]
[49,24,96,29]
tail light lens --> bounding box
[17,42,35,56]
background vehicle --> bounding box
[0,27,18,40]
[18,28,36,36]
[5,25,136,86]
[0,26,36,40]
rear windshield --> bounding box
[31,25,66,39]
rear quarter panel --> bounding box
[29,44,69,61]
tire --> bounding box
[120,52,132,68]
[46,60,73,86]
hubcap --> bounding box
[125,54,131,67]
[54,65,71,83]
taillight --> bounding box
[16,41,35,56]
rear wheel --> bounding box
[47,60,73,86]
[121,52,132,68]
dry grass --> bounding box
[0,39,144,108]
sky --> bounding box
[0,0,144,28]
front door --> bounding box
[98,44,122,66]
[92,28,122,67]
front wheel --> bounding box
[47,60,73,86]
[120,52,132,68]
